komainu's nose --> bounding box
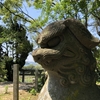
[33,55,41,62]
[32,50,42,62]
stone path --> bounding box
[0,82,34,93]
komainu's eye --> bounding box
[47,36,61,48]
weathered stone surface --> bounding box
[32,19,100,100]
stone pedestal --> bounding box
[38,72,100,100]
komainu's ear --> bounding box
[63,18,100,49]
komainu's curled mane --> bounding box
[32,19,100,100]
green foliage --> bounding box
[33,0,93,22]
[0,57,7,81]
[28,71,46,94]
[0,59,7,75]
[23,64,35,69]
[0,17,32,81]
[0,0,99,38]
[92,47,100,69]
[4,85,8,94]
[37,77,45,92]
[32,0,100,32]
[1,19,32,70]
[0,0,100,32]
[29,88,37,95]
[37,72,47,92]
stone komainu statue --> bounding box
[32,19,100,100]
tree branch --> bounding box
[0,2,31,22]
[92,13,100,20]
[0,2,43,30]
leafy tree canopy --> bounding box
[0,0,100,34]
